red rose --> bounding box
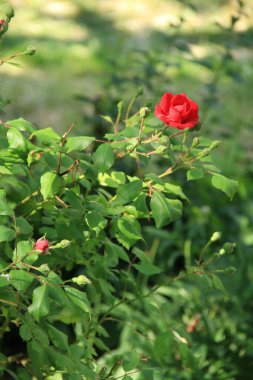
[34,239,49,254]
[154,92,199,130]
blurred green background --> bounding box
[1,0,253,378]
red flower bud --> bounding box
[0,20,5,26]
[34,239,49,254]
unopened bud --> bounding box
[6,7,15,19]
[24,46,36,56]
[191,137,200,148]
[139,107,150,118]
[211,232,221,242]
[223,242,236,254]
[34,239,49,254]
[72,275,91,286]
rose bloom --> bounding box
[34,239,49,254]
[154,92,199,130]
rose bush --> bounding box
[154,92,199,129]
[0,8,239,380]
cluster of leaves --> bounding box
[0,8,240,380]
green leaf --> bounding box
[0,166,12,175]
[64,286,90,314]
[47,323,69,351]
[133,261,162,276]
[187,168,204,181]
[117,216,142,241]
[7,128,27,152]
[122,351,140,371]
[28,285,50,321]
[6,118,35,133]
[105,242,129,262]
[0,225,15,242]
[98,171,126,187]
[65,136,94,153]
[27,340,45,379]
[164,183,189,201]
[150,192,182,228]
[115,180,143,205]
[10,270,34,292]
[30,128,60,146]
[12,240,35,264]
[0,276,9,287]
[16,217,33,235]
[93,144,114,172]
[40,172,64,199]
[0,189,13,216]
[154,331,174,361]
[211,174,238,200]
[19,324,32,342]
[211,274,228,298]
[85,211,107,235]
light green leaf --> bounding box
[7,128,27,151]
[117,216,142,241]
[65,136,94,153]
[98,171,126,187]
[6,118,35,133]
[10,270,34,292]
[40,172,64,199]
[64,286,90,314]
[133,262,162,276]
[211,173,238,200]
[31,128,60,146]
[0,225,16,242]
[122,352,140,371]
[28,285,50,321]
[0,276,9,287]
[93,144,114,172]
[0,189,13,216]
[16,217,33,235]
[12,240,34,264]
[150,192,183,228]
[187,168,204,181]
[85,211,107,235]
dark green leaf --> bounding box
[115,180,143,205]
[28,285,50,321]
[133,262,162,276]
[150,192,182,228]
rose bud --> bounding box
[0,20,5,26]
[34,239,49,254]
[154,92,199,130]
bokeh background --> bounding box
[1,0,253,378]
